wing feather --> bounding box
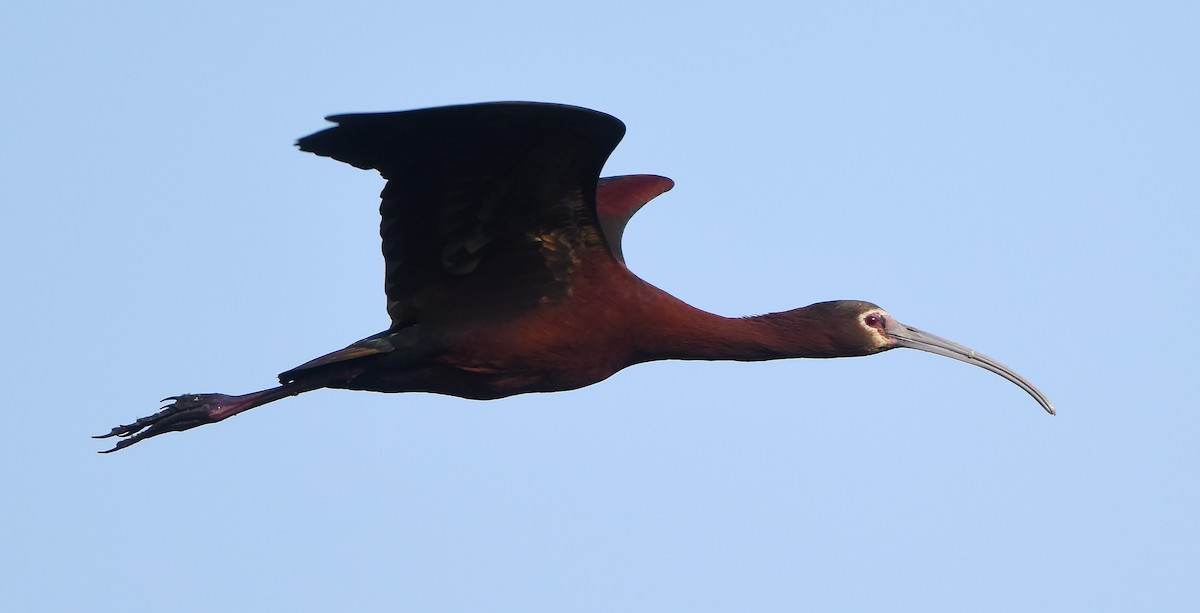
[297,102,625,329]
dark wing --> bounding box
[297,102,625,330]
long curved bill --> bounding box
[886,321,1056,415]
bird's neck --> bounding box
[634,301,854,363]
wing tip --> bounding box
[295,101,627,170]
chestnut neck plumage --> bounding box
[631,297,874,364]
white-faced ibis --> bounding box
[97,102,1054,452]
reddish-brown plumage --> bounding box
[594,174,674,263]
[97,102,1054,452]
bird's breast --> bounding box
[424,258,657,398]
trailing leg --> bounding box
[94,382,320,453]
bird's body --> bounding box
[99,102,1054,452]
[313,252,666,399]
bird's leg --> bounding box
[94,382,318,453]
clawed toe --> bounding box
[95,394,233,453]
[96,384,310,452]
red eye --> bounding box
[865,313,883,328]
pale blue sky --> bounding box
[5,1,1198,611]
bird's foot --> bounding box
[94,393,243,453]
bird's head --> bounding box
[808,300,1056,415]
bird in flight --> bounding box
[97,102,1054,452]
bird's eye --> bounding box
[864,313,883,328]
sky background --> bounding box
[5,1,1198,611]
